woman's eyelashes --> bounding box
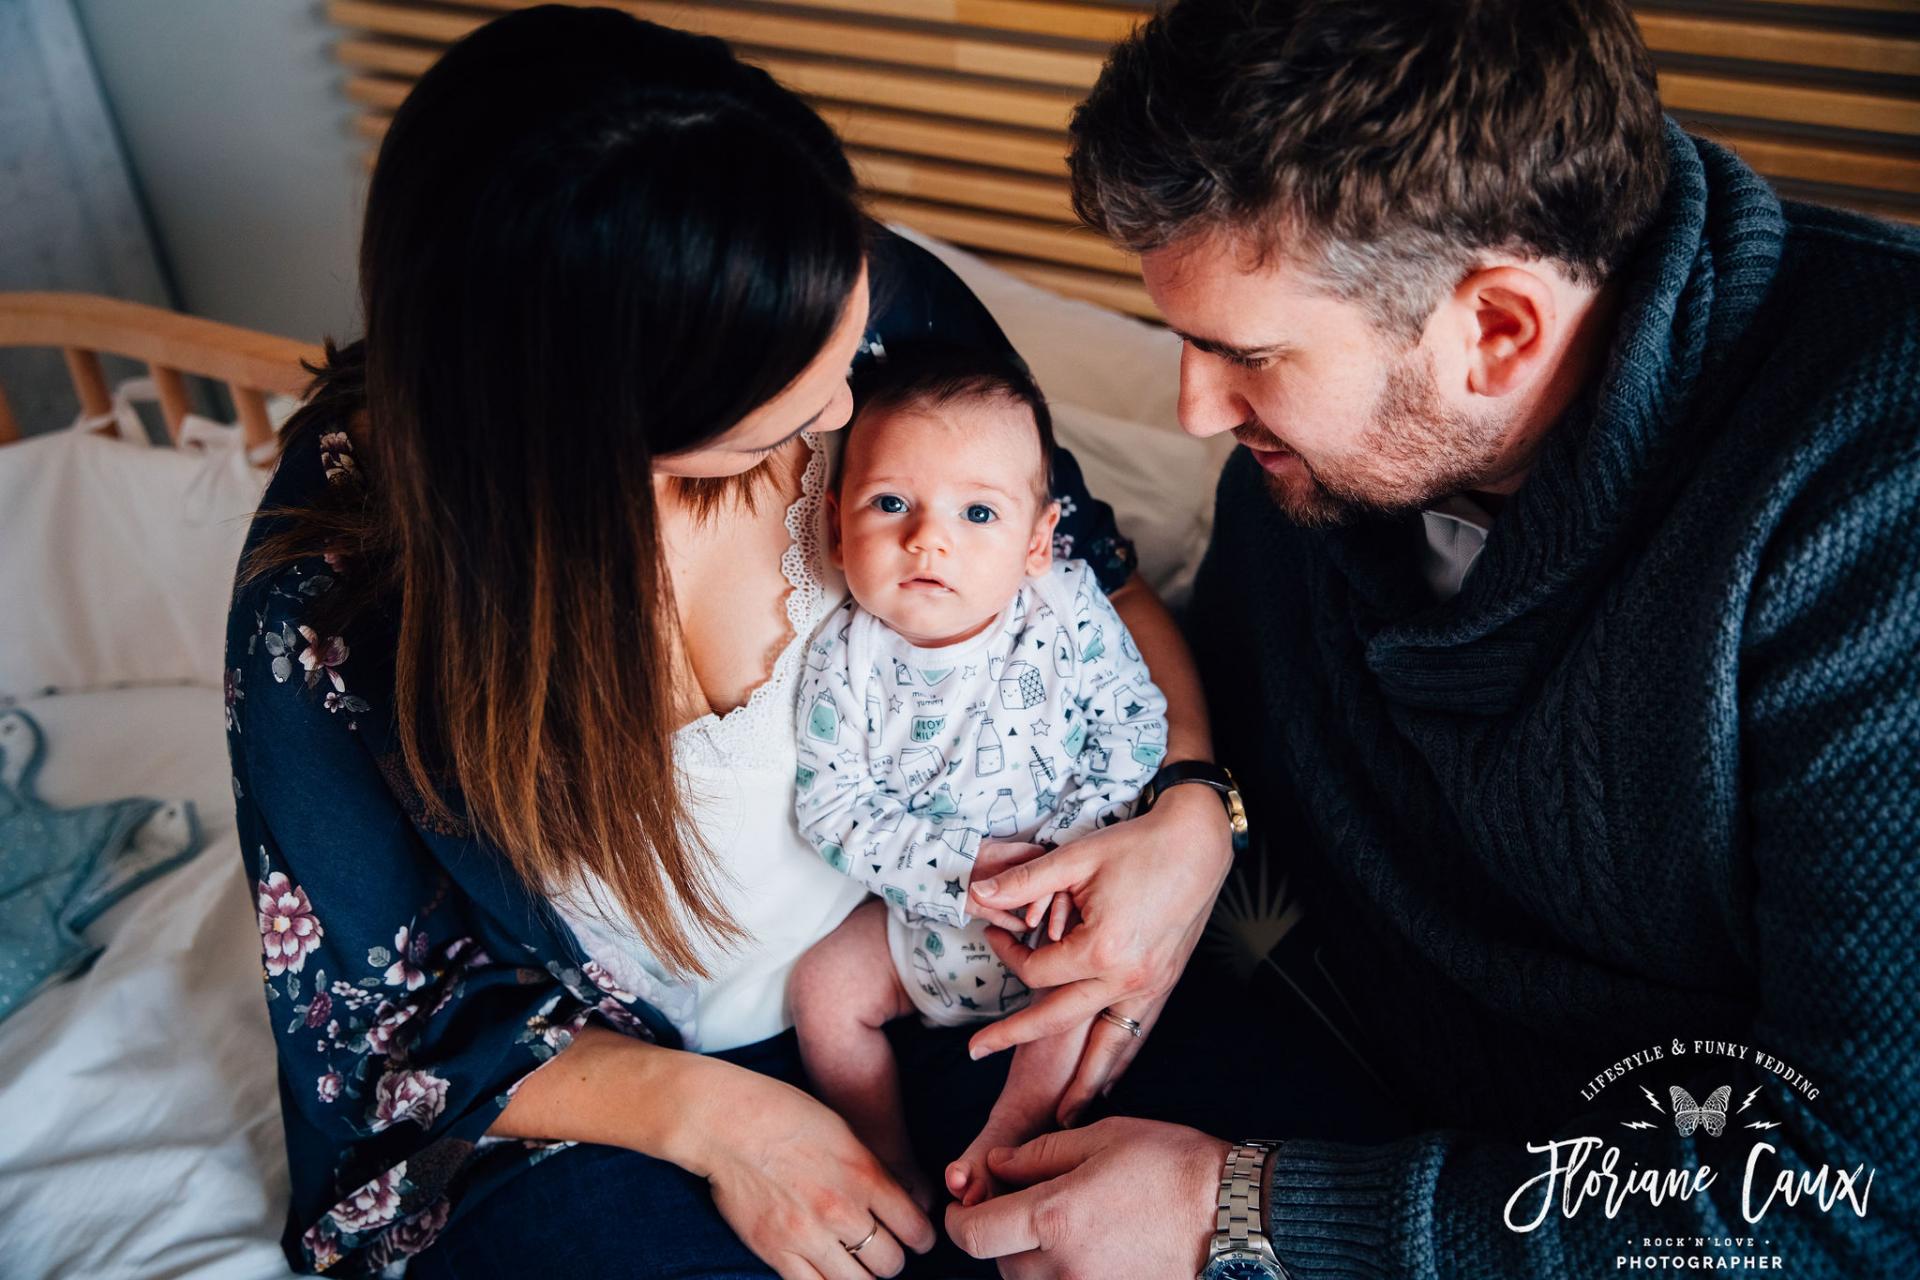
[744,429,800,456]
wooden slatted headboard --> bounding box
[325,0,1920,321]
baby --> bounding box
[790,343,1168,1210]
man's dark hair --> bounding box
[1068,0,1669,338]
[846,343,1056,505]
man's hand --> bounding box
[966,783,1233,1120]
[944,1117,1230,1279]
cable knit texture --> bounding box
[1187,122,1920,1278]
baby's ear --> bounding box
[1025,499,1060,576]
[824,491,845,569]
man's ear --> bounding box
[1025,500,1060,576]
[1450,265,1557,400]
[824,491,844,569]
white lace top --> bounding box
[549,434,869,1052]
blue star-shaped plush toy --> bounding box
[0,709,204,1023]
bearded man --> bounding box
[945,1,1920,1277]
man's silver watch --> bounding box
[1197,1141,1289,1280]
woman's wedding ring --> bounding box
[1098,1008,1144,1037]
[843,1214,880,1255]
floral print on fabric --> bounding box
[258,618,370,728]
[329,1163,409,1233]
[370,1070,450,1133]
[225,667,245,732]
[319,431,356,485]
[259,869,324,977]
[299,626,351,692]
[372,1201,450,1269]
[383,925,430,992]
[1042,446,1137,592]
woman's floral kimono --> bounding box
[226,230,1138,1276]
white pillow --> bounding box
[891,225,1186,428]
[0,417,269,698]
[890,226,1231,605]
[1050,400,1221,605]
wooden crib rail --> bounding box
[0,292,321,451]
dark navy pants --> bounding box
[411,912,1415,1279]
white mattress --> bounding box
[0,685,295,1280]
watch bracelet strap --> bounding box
[1216,1140,1282,1254]
[1145,761,1248,840]
[1147,760,1232,804]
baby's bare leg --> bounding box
[947,1011,1093,1206]
[789,898,934,1211]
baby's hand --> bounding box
[1021,891,1080,943]
[969,841,1052,934]
[975,842,1082,942]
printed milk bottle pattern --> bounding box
[987,788,1018,837]
[1131,717,1167,767]
[807,689,838,742]
[1051,626,1074,677]
[975,714,1004,775]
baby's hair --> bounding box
[844,342,1055,505]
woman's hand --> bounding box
[677,1055,937,1279]
[964,784,1233,1118]
[492,1027,930,1276]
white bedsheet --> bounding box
[0,686,293,1280]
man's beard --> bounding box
[1243,348,1509,528]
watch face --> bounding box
[1202,1253,1282,1280]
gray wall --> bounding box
[71,0,363,343]
[2,0,177,434]
[1,0,169,307]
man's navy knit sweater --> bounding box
[1186,122,1919,1277]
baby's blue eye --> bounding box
[964,504,997,525]
[873,494,907,514]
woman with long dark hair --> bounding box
[229,7,1232,1277]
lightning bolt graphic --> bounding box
[1738,1087,1763,1114]
[1641,1086,1665,1113]
[1621,1121,1657,1130]
[1745,1120,1782,1131]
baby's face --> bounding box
[832,396,1058,647]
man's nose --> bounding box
[1177,344,1249,440]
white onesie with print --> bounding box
[794,559,1169,1027]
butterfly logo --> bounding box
[1670,1085,1731,1137]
